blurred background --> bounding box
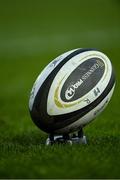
[0,0,120,178]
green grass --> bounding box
[0,0,120,178]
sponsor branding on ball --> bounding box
[65,79,83,100]
[65,59,104,101]
[54,58,105,109]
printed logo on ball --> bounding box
[54,58,105,108]
[61,58,105,102]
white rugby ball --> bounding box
[29,48,115,134]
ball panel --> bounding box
[47,50,112,116]
[29,48,78,111]
[55,85,115,134]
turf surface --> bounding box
[0,0,120,178]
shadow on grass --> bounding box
[10,131,46,146]
[0,130,120,154]
[0,131,49,154]
[3,131,120,147]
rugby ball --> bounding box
[29,48,115,134]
